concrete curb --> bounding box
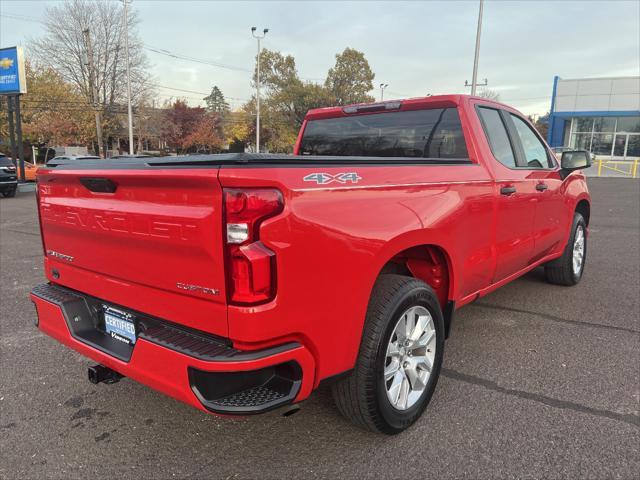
[18,183,36,193]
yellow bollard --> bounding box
[597,158,603,177]
[633,159,639,179]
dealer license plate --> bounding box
[103,306,136,345]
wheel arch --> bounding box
[373,240,456,337]
[575,198,590,226]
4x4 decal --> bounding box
[303,172,362,185]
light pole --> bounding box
[251,27,268,153]
[470,0,484,96]
[380,83,388,101]
[122,0,134,154]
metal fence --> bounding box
[584,158,640,178]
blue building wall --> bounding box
[547,75,640,148]
[548,117,566,147]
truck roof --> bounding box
[303,94,508,121]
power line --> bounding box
[0,12,252,101]
[151,83,249,101]
[0,12,46,24]
[144,45,252,73]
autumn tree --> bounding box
[163,100,202,153]
[30,0,152,154]
[184,114,224,153]
[163,100,223,154]
[529,113,550,139]
[134,99,166,153]
[325,48,375,105]
[20,62,94,147]
[242,47,376,152]
[223,107,254,152]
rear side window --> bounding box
[0,157,14,167]
[477,107,516,168]
[299,108,468,158]
[510,114,552,168]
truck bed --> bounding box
[45,152,473,169]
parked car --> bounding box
[21,161,39,182]
[0,155,18,197]
[31,95,591,433]
[110,154,152,159]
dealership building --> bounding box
[547,76,640,159]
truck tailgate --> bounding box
[37,168,228,336]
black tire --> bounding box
[2,188,17,198]
[332,274,445,434]
[544,212,587,286]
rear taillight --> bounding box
[223,188,283,305]
[35,182,47,255]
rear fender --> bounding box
[369,229,457,304]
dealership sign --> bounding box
[0,46,27,95]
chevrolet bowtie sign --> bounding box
[0,46,27,95]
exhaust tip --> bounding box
[281,405,301,417]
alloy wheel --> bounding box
[384,305,436,410]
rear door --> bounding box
[477,106,537,282]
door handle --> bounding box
[500,186,516,195]
[536,183,548,191]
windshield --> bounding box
[299,108,468,158]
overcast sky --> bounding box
[1,0,639,115]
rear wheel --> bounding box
[332,274,444,434]
[1,188,16,198]
[544,212,587,286]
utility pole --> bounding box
[83,28,104,157]
[251,27,268,153]
[465,77,488,92]
[122,0,134,154]
[469,0,484,96]
[380,83,388,101]
[6,97,17,165]
[15,95,25,181]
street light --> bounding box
[122,0,134,155]
[380,83,388,101]
[469,0,484,96]
[251,27,268,153]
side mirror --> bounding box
[561,150,592,171]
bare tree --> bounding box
[29,0,153,152]
[478,88,500,101]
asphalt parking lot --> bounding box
[1,178,638,479]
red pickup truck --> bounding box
[31,95,591,434]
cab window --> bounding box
[509,114,553,169]
[299,108,469,159]
[477,107,517,168]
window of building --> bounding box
[591,134,614,155]
[568,115,640,158]
[593,117,616,133]
[573,118,593,132]
[571,133,591,150]
[477,107,517,168]
[627,136,640,157]
[616,117,640,133]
